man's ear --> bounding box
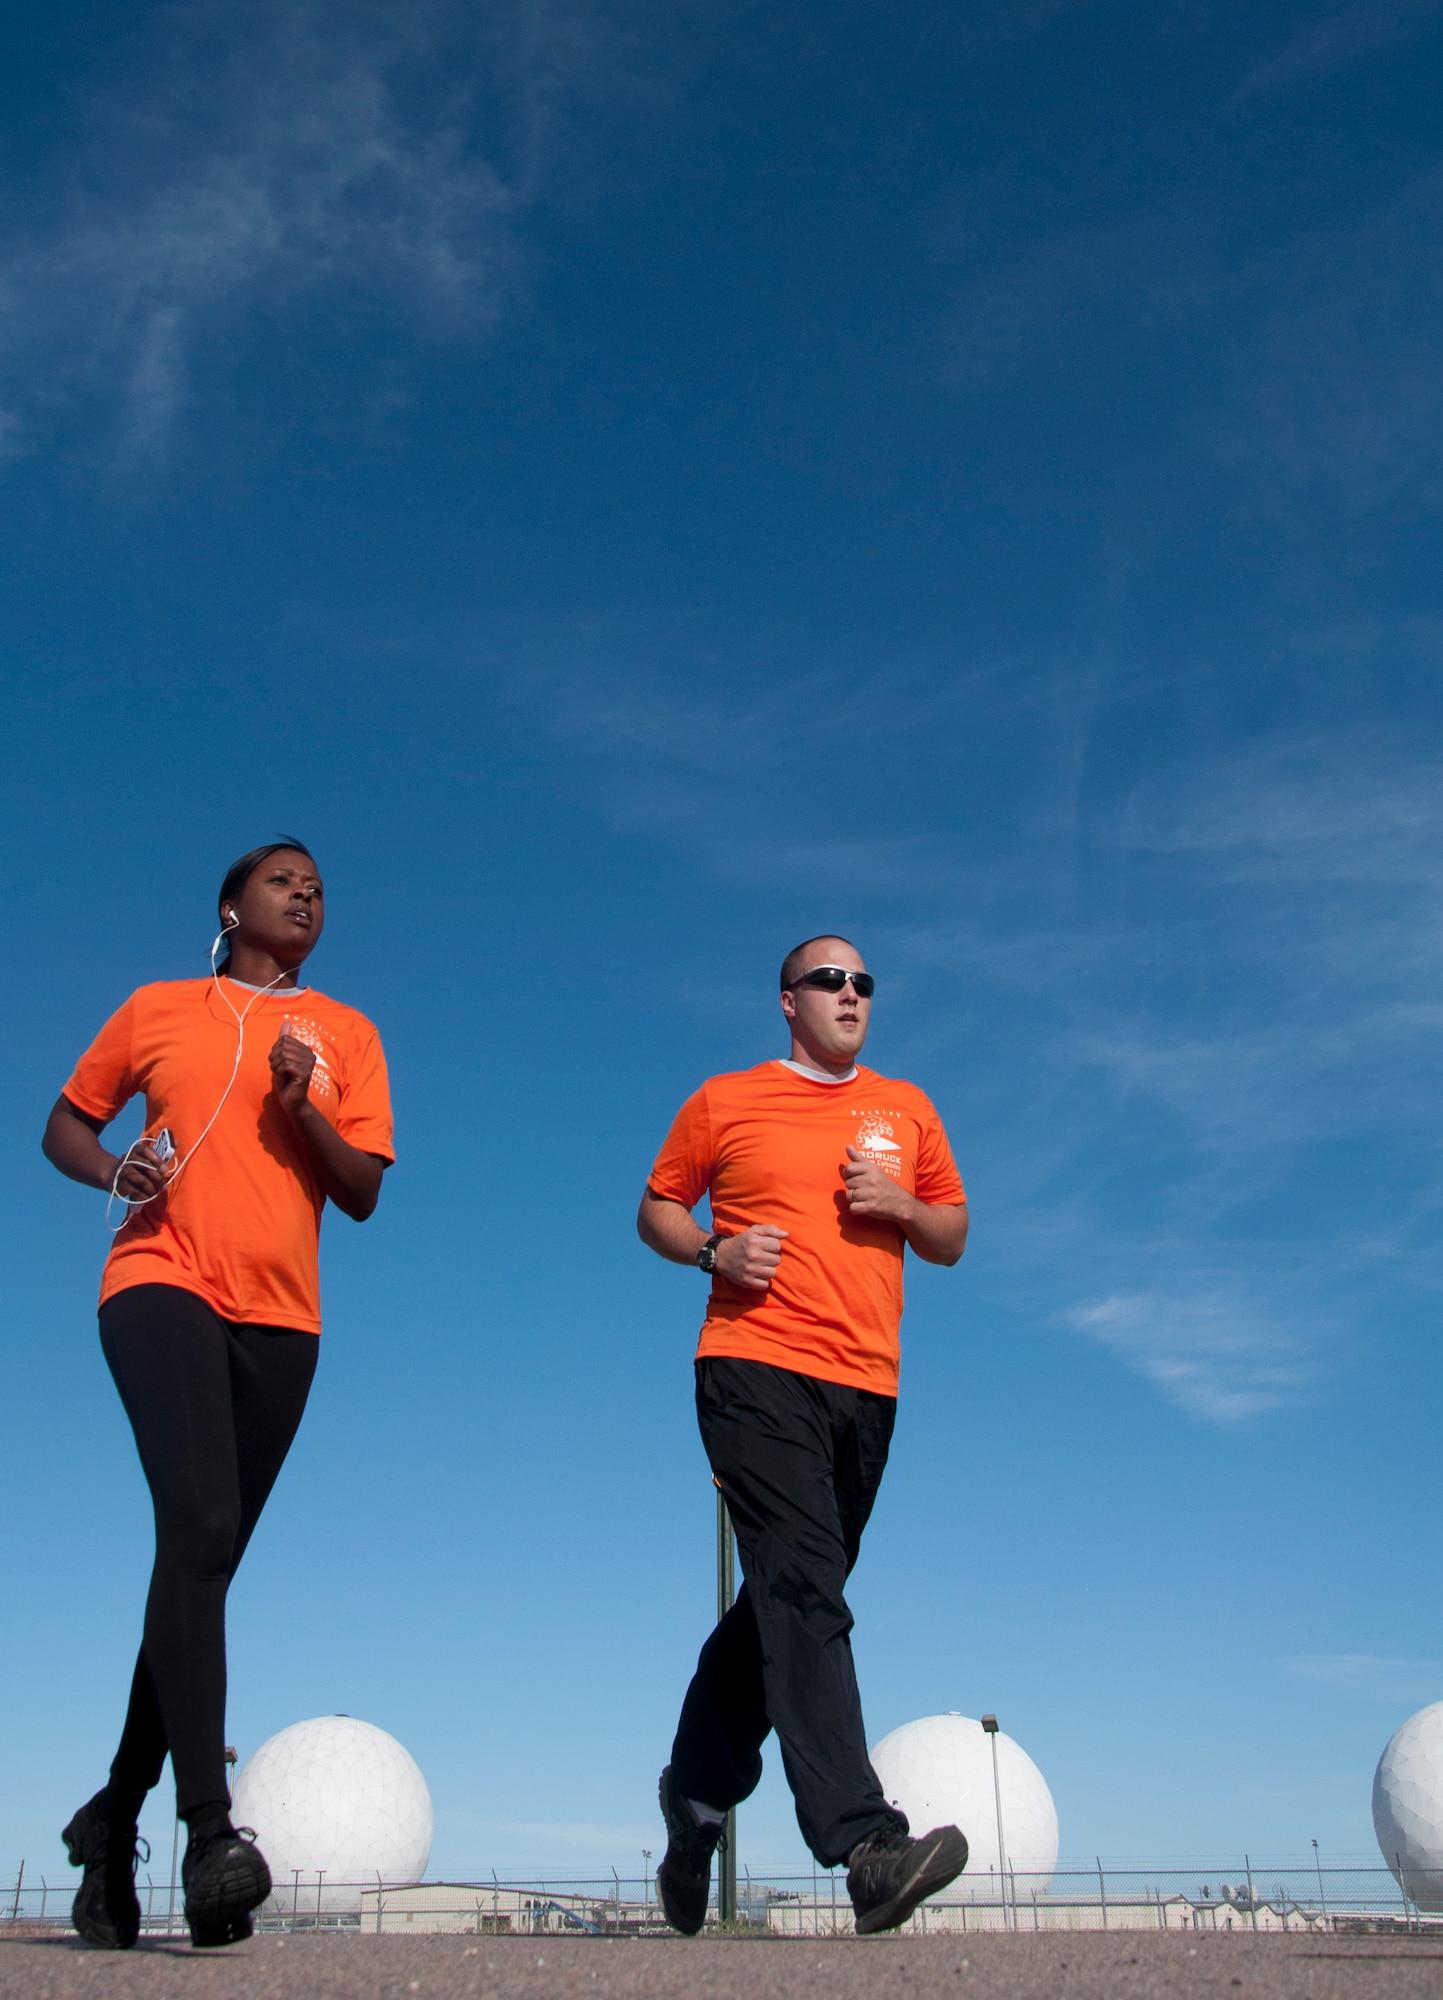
[780,989,797,1022]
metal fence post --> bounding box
[1097,1858,1107,1930]
[716,1482,737,1927]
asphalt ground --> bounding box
[3,1933,1442,2000]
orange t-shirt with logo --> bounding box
[63,978,395,1334]
[647,1061,966,1397]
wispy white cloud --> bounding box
[1084,721,1443,1155]
[1066,1290,1310,1422]
[941,203,1230,391]
[1280,1655,1443,1705]
[1233,0,1443,102]
[938,150,1443,550]
[405,607,1443,1423]
[0,0,618,457]
[1113,716,1443,883]
[1213,169,1443,530]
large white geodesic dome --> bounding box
[870,1713,1058,1896]
[1374,1701,1443,1910]
[231,1716,433,1893]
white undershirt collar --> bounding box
[778,1058,859,1086]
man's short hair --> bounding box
[780,935,861,990]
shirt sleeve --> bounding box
[913,1095,966,1206]
[63,995,139,1123]
[646,1086,714,1209]
[335,1024,396,1164]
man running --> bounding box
[639,935,970,1937]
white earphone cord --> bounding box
[106,917,295,1233]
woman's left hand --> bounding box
[269,1030,317,1121]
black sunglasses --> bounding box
[785,965,876,998]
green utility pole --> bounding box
[716,1482,738,1927]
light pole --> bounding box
[1312,1839,1327,1923]
[981,1715,1010,1933]
[716,1480,737,1926]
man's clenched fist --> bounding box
[841,1145,914,1223]
[715,1224,789,1291]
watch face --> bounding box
[699,1245,717,1272]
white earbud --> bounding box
[116,908,288,1234]
[208,910,240,972]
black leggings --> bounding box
[98,1285,317,1819]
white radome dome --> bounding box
[232,1716,433,1894]
[870,1714,1058,1896]
[1374,1702,1443,1910]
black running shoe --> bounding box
[182,1825,271,1948]
[655,1766,723,1936]
[62,1792,148,1950]
[847,1823,968,1936]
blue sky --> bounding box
[4,0,1443,1887]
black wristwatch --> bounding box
[697,1233,725,1274]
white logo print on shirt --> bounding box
[854,1110,904,1179]
[282,1018,335,1100]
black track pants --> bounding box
[669,1356,908,1868]
[98,1284,317,1818]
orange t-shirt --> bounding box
[647,1061,966,1397]
[63,978,395,1334]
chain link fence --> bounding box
[2,1858,1435,1939]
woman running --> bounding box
[43,840,394,1949]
